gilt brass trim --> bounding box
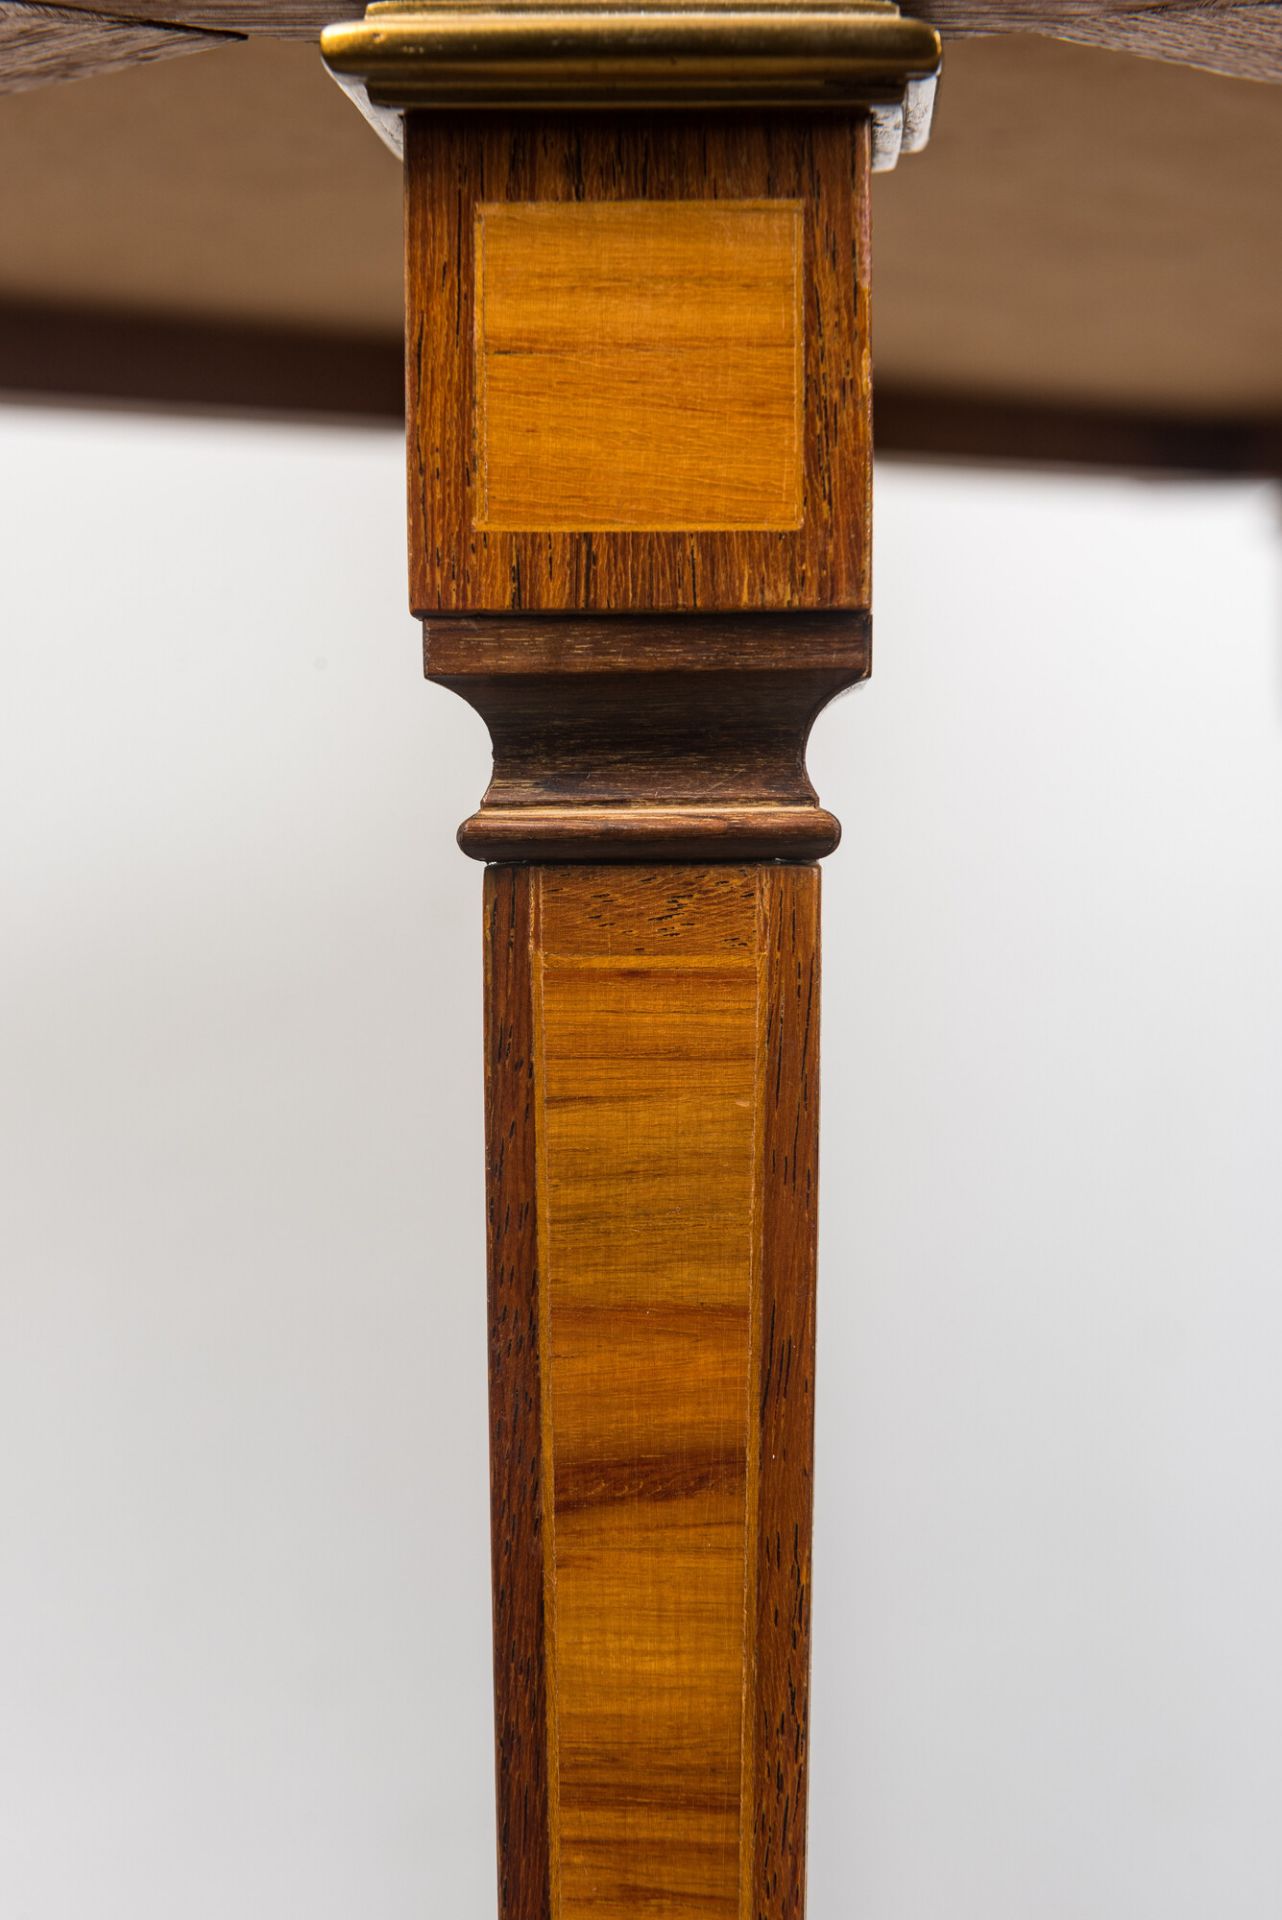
[320,2,942,169]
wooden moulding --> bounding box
[404,112,872,614]
[425,613,870,862]
[485,863,820,1920]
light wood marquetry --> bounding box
[474,200,803,534]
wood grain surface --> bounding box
[484,864,819,1920]
[0,0,227,95]
[486,867,554,1920]
[475,199,803,533]
[919,0,1282,80]
[425,614,869,863]
[1037,2,1282,80]
[405,114,871,614]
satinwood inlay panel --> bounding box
[538,869,758,1920]
[475,200,803,533]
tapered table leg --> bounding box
[319,12,941,1915]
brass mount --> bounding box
[321,1,942,170]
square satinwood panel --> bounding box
[474,200,804,533]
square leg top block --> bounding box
[406,114,872,615]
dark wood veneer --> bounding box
[484,866,553,1920]
[426,614,869,862]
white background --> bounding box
[2,404,1280,1918]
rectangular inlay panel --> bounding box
[538,869,759,1920]
[475,201,803,533]
[483,865,821,1920]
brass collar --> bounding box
[321,2,943,169]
